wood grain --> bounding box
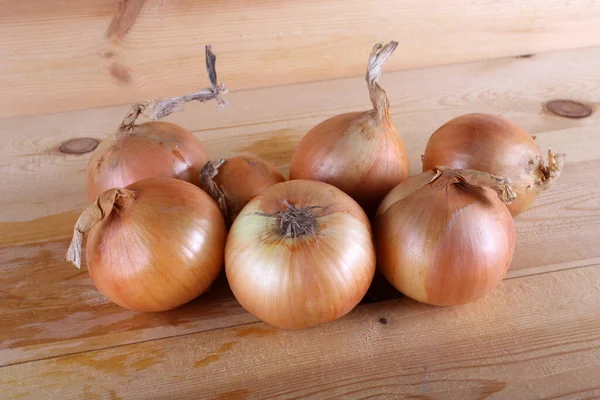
[2,0,600,118]
[2,265,599,399]
[2,46,600,224]
[0,239,256,367]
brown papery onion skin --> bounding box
[86,45,227,201]
[225,180,376,329]
[376,168,516,306]
[289,42,409,213]
[200,156,285,225]
[66,178,226,312]
[86,109,209,201]
[422,113,565,216]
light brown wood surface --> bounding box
[2,38,600,400]
[3,0,600,118]
[3,265,600,399]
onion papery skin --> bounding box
[289,42,409,212]
[85,178,225,312]
[422,113,564,216]
[289,111,408,212]
[201,156,285,224]
[86,121,209,201]
[376,169,516,306]
[225,180,376,329]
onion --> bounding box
[66,178,226,312]
[422,113,565,216]
[86,112,209,201]
[225,180,376,329]
[289,41,409,212]
[376,167,516,306]
[200,156,285,224]
[86,45,228,201]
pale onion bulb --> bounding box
[225,180,376,329]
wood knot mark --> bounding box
[109,62,132,84]
[545,99,592,119]
[59,138,100,154]
[107,0,147,41]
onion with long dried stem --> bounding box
[376,167,517,306]
[422,113,565,216]
[225,180,376,329]
[289,41,409,213]
[66,178,226,312]
[86,45,228,201]
[200,156,285,225]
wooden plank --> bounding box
[2,0,600,118]
[2,46,600,224]
[510,159,600,276]
[2,265,599,399]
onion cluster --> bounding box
[65,41,565,329]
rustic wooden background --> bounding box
[2,0,600,398]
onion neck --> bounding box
[117,104,145,136]
[65,188,135,269]
[534,149,565,192]
[366,41,398,122]
[431,167,517,205]
[116,45,228,136]
[143,45,227,120]
[200,159,230,224]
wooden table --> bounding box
[2,2,600,399]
